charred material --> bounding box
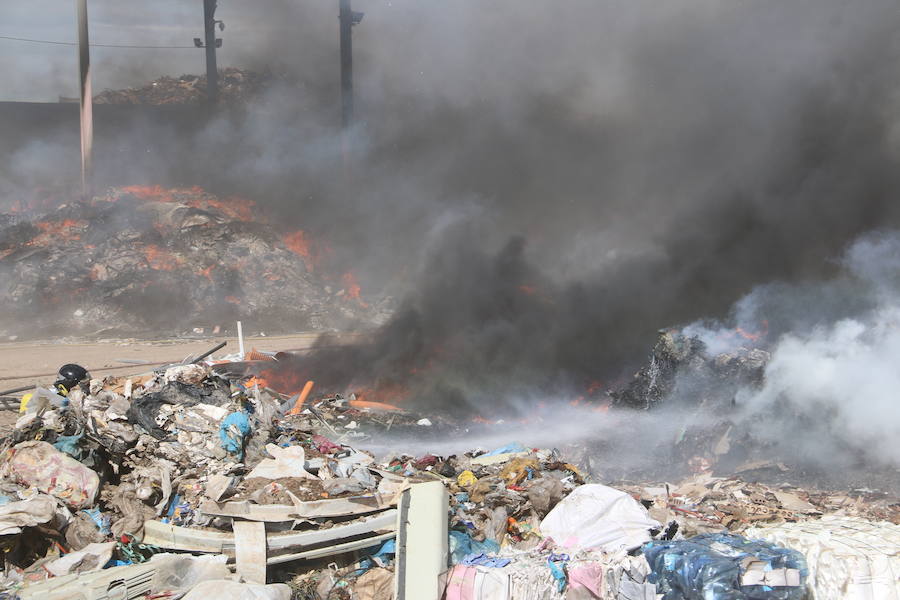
[0,186,386,339]
[610,330,769,410]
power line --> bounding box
[0,34,195,49]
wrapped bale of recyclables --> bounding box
[642,533,807,600]
[746,516,900,600]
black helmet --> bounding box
[57,363,89,386]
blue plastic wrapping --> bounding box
[449,530,501,564]
[482,442,527,457]
[643,533,808,600]
[218,411,251,459]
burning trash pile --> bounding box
[0,185,388,339]
[0,347,897,600]
[92,68,271,105]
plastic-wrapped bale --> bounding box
[642,533,807,600]
[746,516,900,600]
[442,549,656,600]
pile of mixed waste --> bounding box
[92,68,271,106]
[0,344,897,600]
[0,186,389,339]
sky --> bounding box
[0,1,315,101]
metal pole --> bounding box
[76,0,93,200]
[339,0,353,129]
[203,0,219,104]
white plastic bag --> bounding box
[182,580,292,600]
[149,553,231,593]
[539,484,659,552]
[245,444,318,480]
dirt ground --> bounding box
[0,332,365,427]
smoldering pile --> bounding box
[1,347,898,600]
[92,68,272,106]
[0,186,389,339]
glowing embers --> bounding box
[27,219,86,246]
[142,244,183,271]
[0,185,381,336]
[341,272,368,307]
[282,230,311,260]
[116,185,257,222]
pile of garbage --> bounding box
[610,329,769,411]
[92,68,271,106]
[1,347,899,600]
[0,185,389,338]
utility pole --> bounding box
[198,0,221,104]
[76,0,93,200]
[339,0,363,130]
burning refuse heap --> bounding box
[610,328,770,411]
[0,347,898,600]
[92,68,271,106]
[0,186,385,338]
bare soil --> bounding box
[0,332,366,429]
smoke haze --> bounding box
[4,2,900,425]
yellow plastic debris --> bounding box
[457,470,478,487]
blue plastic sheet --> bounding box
[482,442,527,457]
[358,538,396,571]
[53,433,83,457]
[462,553,511,568]
[449,530,501,565]
[643,533,808,600]
[546,557,568,592]
[218,412,251,459]
[82,507,111,534]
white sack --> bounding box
[182,580,292,600]
[539,484,659,552]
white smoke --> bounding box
[688,231,900,469]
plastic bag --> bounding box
[5,441,100,509]
[449,530,501,565]
[642,533,808,600]
[245,444,317,480]
[219,412,251,459]
[539,484,659,552]
[45,542,116,577]
[182,580,292,600]
[524,476,565,517]
[0,494,58,535]
[149,553,230,593]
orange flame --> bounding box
[282,230,317,270]
[118,185,256,222]
[341,272,369,307]
[353,383,410,408]
[120,185,176,203]
[198,265,215,282]
[734,320,769,342]
[27,219,85,246]
[253,368,307,396]
[143,244,182,271]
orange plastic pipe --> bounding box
[348,398,401,411]
[288,380,314,415]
